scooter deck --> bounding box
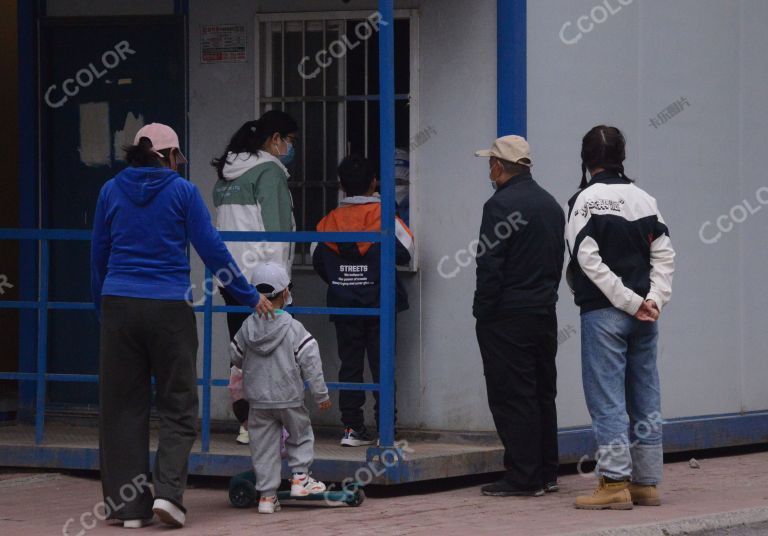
[228,470,365,508]
[277,490,356,503]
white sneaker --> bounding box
[236,426,250,445]
[377,438,408,449]
[290,473,326,497]
[152,498,185,527]
[258,496,281,514]
[123,519,152,528]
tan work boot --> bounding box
[574,477,633,510]
[628,483,661,506]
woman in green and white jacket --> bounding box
[211,110,299,444]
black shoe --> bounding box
[340,426,376,447]
[544,481,559,493]
[481,479,545,497]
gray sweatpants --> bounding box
[248,405,315,495]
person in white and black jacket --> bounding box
[566,126,675,511]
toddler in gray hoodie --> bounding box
[230,262,331,514]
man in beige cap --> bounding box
[473,135,566,497]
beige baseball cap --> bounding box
[475,135,532,167]
[134,123,188,163]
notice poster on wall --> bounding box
[201,24,247,63]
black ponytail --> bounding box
[211,110,298,181]
[578,125,633,189]
[124,136,169,167]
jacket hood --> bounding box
[222,151,290,181]
[339,195,380,207]
[241,312,292,355]
[317,197,381,256]
[115,167,180,206]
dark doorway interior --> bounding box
[0,0,20,420]
[40,16,186,407]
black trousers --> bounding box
[221,286,250,424]
[99,296,198,519]
[334,317,397,430]
[476,311,559,490]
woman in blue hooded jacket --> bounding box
[90,123,273,528]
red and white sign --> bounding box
[201,24,247,64]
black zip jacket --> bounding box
[473,173,566,320]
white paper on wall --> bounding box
[78,102,111,167]
[113,112,145,162]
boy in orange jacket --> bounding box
[311,155,414,446]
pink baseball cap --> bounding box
[133,123,187,163]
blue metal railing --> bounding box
[377,0,397,450]
[0,227,397,452]
[3,0,397,456]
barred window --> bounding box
[257,12,415,266]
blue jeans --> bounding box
[581,307,663,485]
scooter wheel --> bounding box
[229,480,257,508]
[347,488,366,507]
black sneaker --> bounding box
[340,426,376,447]
[544,481,559,493]
[481,479,545,497]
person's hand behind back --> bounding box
[634,300,659,322]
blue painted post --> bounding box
[497,0,527,137]
[35,239,49,445]
[201,268,213,453]
[378,0,396,449]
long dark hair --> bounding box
[211,110,298,181]
[124,136,171,167]
[579,125,632,189]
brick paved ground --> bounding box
[1,451,767,535]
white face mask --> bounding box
[489,161,500,190]
[395,185,409,204]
